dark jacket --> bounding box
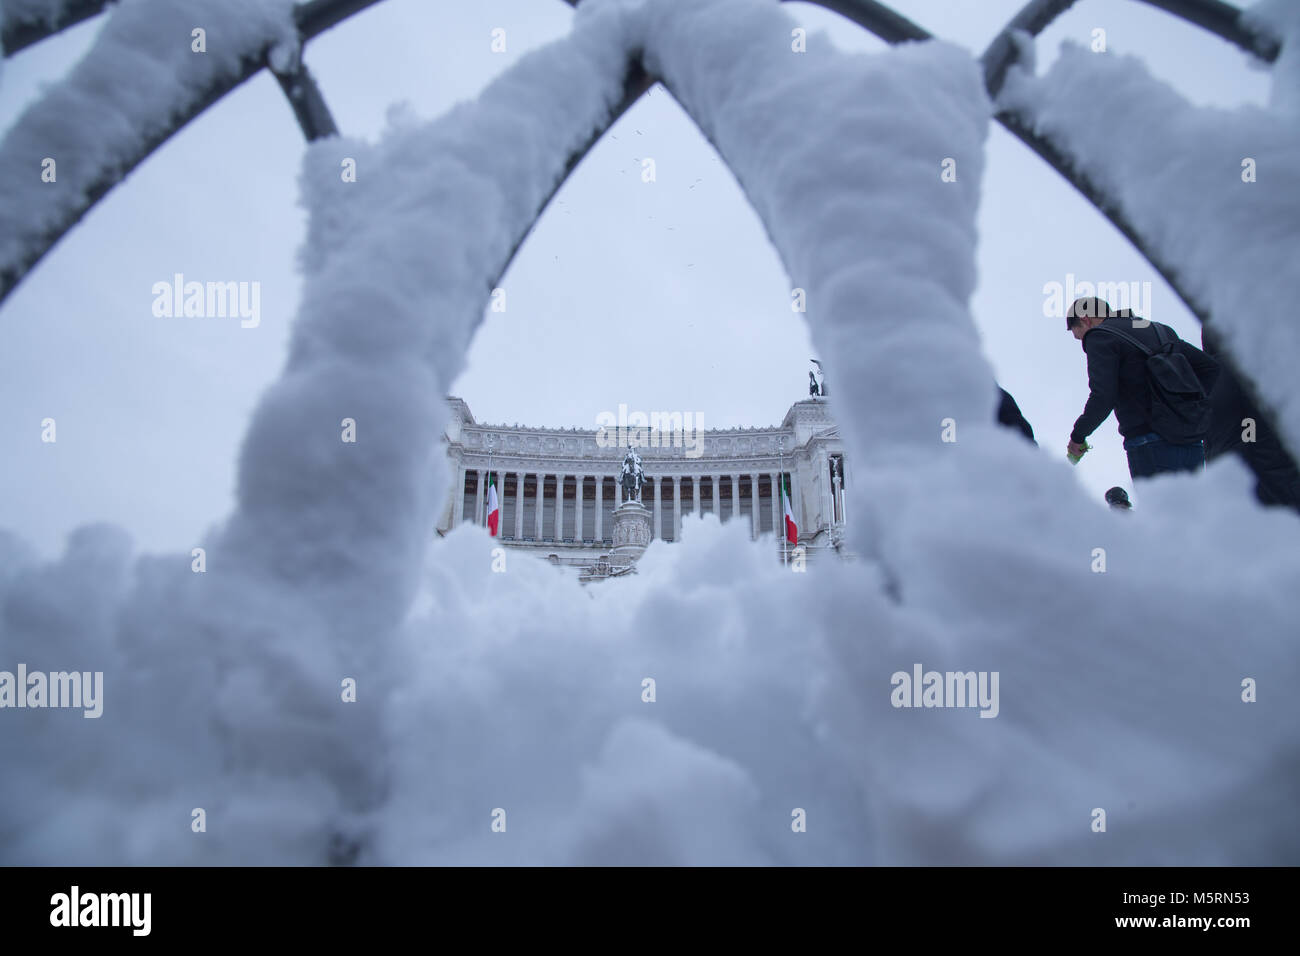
[1071,318,1219,445]
[1201,329,1300,509]
[996,387,1036,443]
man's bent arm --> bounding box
[1071,339,1119,444]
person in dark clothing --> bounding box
[1065,297,1219,480]
[996,386,1036,443]
[1200,327,1300,511]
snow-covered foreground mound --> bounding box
[388,468,1300,865]
[2,0,1298,864]
[3,457,1298,865]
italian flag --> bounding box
[486,474,500,536]
[781,476,798,545]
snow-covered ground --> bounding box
[1,0,1297,865]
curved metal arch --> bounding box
[296,0,388,41]
[1136,0,1279,60]
[984,0,1278,98]
[0,0,392,54]
[795,0,928,43]
[0,0,107,56]
[8,0,1270,63]
[797,0,1279,338]
[493,60,655,291]
[0,45,295,302]
[0,0,341,139]
[0,0,351,303]
[0,0,1284,312]
[271,60,340,140]
[983,0,1082,99]
[490,0,1273,325]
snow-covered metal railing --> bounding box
[811,0,1283,348]
[0,0,341,303]
[0,0,107,55]
[980,0,1297,472]
[985,0,1278,97]
[0,0,1285,358]
[1137,0,1279,60]
[294,0,385,41]
[774,0,1297,472]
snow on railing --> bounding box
[0,0,108,57]
[0,0,1283,327]
[997,0,1300,450]
[0,0,298,299]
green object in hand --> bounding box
[1067,442,1092,465]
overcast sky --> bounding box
[0,0,1271,557]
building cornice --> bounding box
[448,396,834,440]
[444,396,839,474]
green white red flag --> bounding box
[486,474,499,536]
[781,477,797,545]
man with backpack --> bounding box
[1064,297,1219,480]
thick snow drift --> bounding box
[1,0,1297,865]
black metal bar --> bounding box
[0,0,394,57]
[0,5,353,302]
[1,0,108,56]
[802,0,930,43]
[1134,0,1279,60]
[983,0,1081,98]
[295,0,389,42]
[981,0,1278,99]
[491,58,655,290]
[0,48,267,302]
[271,60,340,141]
[0,0,1287,322]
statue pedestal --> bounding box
[610,500,652,566]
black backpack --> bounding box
[1092,322,1212,443]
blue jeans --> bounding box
[1124,432,1205,480]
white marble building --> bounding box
[437,396,849,570]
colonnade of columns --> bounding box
[451,466,801,544]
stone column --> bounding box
[730,474,740,524]
[840,457,849,526]
[770,471,780,539]
[750,473,760,539]
[820,454,833,535]
[474,469,486,526]
[672,476,681,541]
[453,463,466,526]
[534,473,545,540]
[514,471,525,539]
[653,477,662,541]
[594,475,604,542]
[575,475,585,543]
[554,473,565,542]
[711,474,720,519]
[831,460,841,525]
